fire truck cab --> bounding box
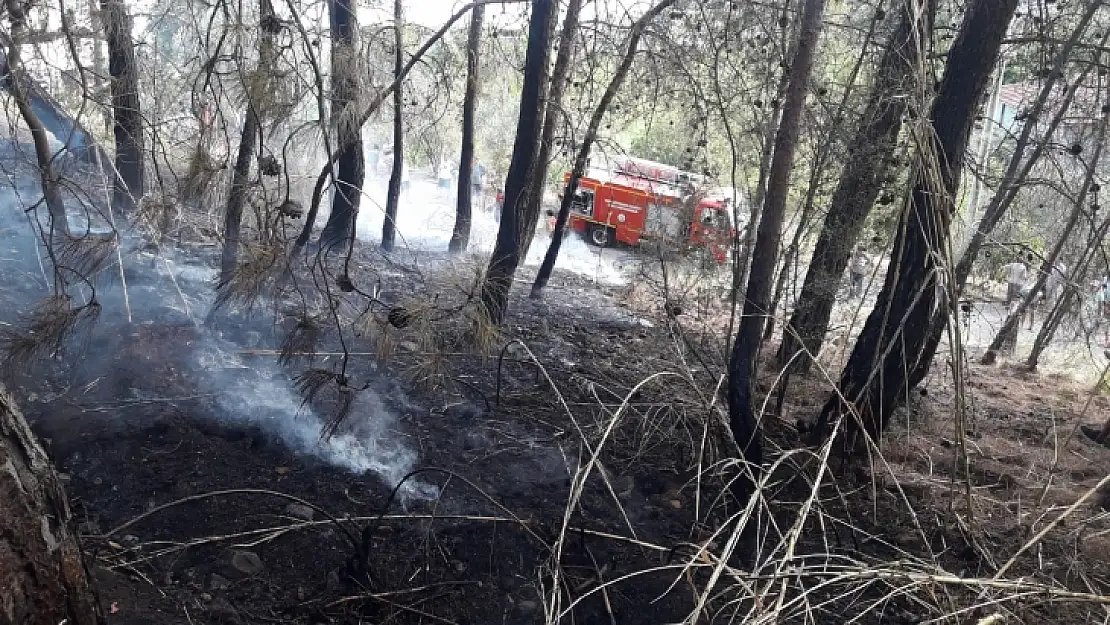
[565,156,737,263]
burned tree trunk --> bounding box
[516,0,563,259]
[218,0,275,285]
[317,0,366,252]
[381,0,404,253]
[478,0,555,323]
[530,0,678,299]
[814,0,1018,444]
[449,5,484,254]
[100,0,143,212]
[219,111,258,285]
[727,0,826,509]
[907,13,1104,389]
[0,386,100,625]
[777,2,921,371]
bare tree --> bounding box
[449,4,485,254]
[381,0,404,252]
[519,0,582,259]
[218,0,276,284]
[726,0,827,510]
[0,386,99,625]
[101,0,144,212]
[479,0,555,323]
[777,1,923,371]
[813,0,1018,444]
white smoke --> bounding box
[350,171,632,285]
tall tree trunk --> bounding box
[449,5,484,254]
[478,0,555,322]
[0,386,100,625]
[381,0,404,253]
[101,0,143,212]
[813,0,1018,444]
[317,0,366,252]
[520,0,583,259]
[219,112,258,285]
[981,104,1109,363]
[218,0,275,285]
[777,2,922,372]
[906,9,1102,388]
[530,0,679,300]
[726,0,827,508]
[763,6,886,344]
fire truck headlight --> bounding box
[617,213,626,223]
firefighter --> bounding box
[848,246,871,299]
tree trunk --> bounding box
[813,0,1018,444]
[777,2,921,372]
[763,1,888,344]
[449,5,484,254]
[317,0,366,252]
[726,0,826,510]
[478,0,555,322]
[101,0,143,212]
[530,0,679,300]
[219,112,258,285]
[218,0,275,285]
[381,0,404,253]
[981,103,1109,363]
[0,385,100,625]
[906,10,1102,388]
[520,0,583,259]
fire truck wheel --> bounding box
[586,224,612,247]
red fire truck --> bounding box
[565,156,737,263]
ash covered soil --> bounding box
[3,163,1110,623]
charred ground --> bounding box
[1,162,1109,623]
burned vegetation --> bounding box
[3,0,1110,624]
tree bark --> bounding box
[813,0,1018,444]
[218,0,275,285]
[777,2,922,371]
[101,0,144,212]
[449,5,484,254]
[514,0,561,260]
[519,0,582,259]
[317,0,366,252]
[530,0,679,300]
[294,2,502,259]
[381,0,404,253]
[479,0,555,323]
[0,385,100,625]
[219,110,258,285]
[727,0,826,508]
[764,5,886,344]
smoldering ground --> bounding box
[0,143,436,499]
